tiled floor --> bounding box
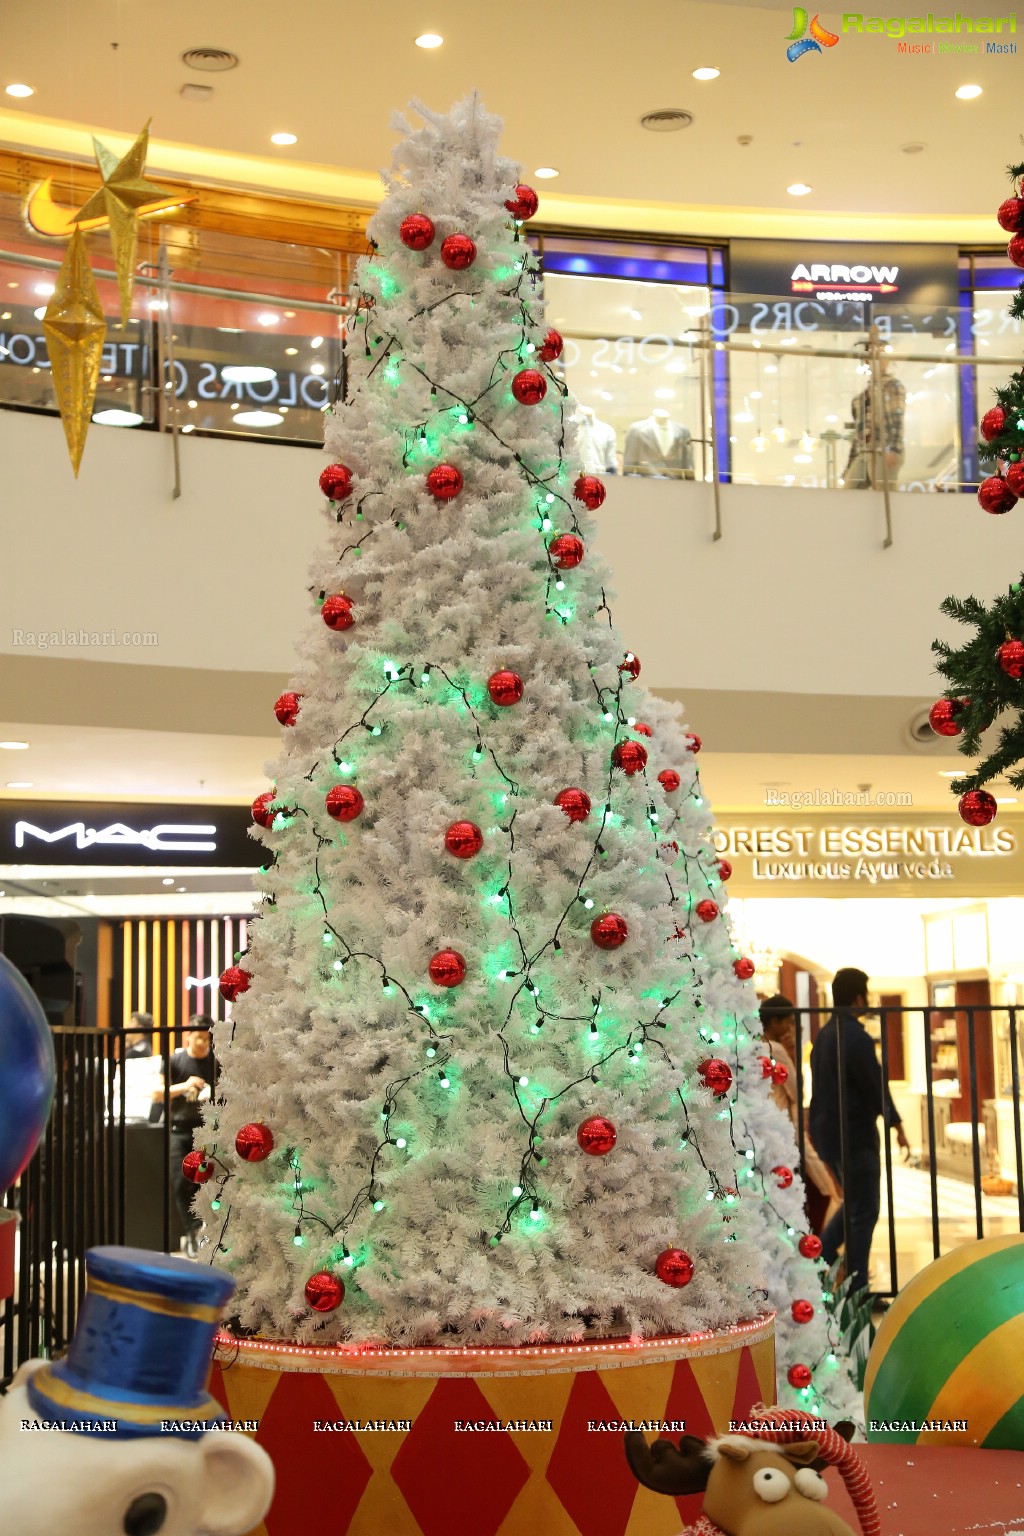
[869,1160,1023,1292]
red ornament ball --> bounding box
[655,1248,695,1288]
[554,787,591,823]
[235,1122,274,1162]
[440,233,476,270]
[718,858,733,882]
[591,912,628,950]
[633,721,653,737]
[997,639,1024,679]
[274,691,302,727]
[444,820,484,859]
[698,1058,733,1097]
[760,1055,775,1080]
[305,1271,345,1313]
[426,463,463,500]
[791,1299,815,1324]
[251,791,277,829]
[734,957,756,981]
[1006,462,1024,497]
[505,184,539,220]
[573,474,606,511]
[577,1116,617,1156]
[798,1233,822,1260]
[181,1150,212,1185]
[619,652,641,679]
[695,899,719,923]
[959,789,998,826]
[788,1363,813,1390]
[219,965,251,1002]
[428,949,466,987]
[978,475,1018,515]
[538,328,563,363]
[981,405,1007,441]
[771,1062,789,1087]
[929,698,968,737]
[997,197,1024,233]
[318,463,353,501]
[399,212,435,251]
[685,733,702,754]
[487,669,524,707]
[773,1165,794,1189]
[511,368,547,406]
[549,533,585,569]
[658,769,681,793]
[612,740,647,776]
[322,594,355,630]
[326,784,364,823]
[1008,231,1024,269]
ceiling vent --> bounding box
[640,109,694,133]
[181,47,240,72]
[906,706,945,747]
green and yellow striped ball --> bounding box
[865,1233,1024,1447]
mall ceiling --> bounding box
[0,0,1013,233]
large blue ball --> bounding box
[0,953,56,1192]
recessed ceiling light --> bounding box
[33,306,46,320]
[93,409,144,427]
[234,409,284,428]
[794,453,813,464]
[162,877,175,886]
[257,312,280,326]
[787,182,813,196]
[271,132,297,145]
[955,83,982,99]
[34,282,55,297]
[6,781,33,788]
[177,886,187,893]
[311,335,323,349]
[6,83,34,98]
[285,346,298,355]
[415,32,443,48]
[692,67,720,81]
[938,770,961,777]
[309,362,325,375]
[995,796,1017,803]
[220,365,277,384]
[534,166,559,179]
[0,741,29,750]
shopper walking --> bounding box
[809,969,909,1294]
[156,1017,219,1257]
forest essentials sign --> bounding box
[713,813,1023,896]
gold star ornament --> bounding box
[42,228,107,477]
[74,121,168,326]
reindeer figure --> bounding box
[625,1410,880,1536]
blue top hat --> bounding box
[26,1246,236,1437]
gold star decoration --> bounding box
[42,228,107,477]
[74,121,168,327]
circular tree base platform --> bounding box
[210,1315,775,1536]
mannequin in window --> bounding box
[576,405,618,474]
[623,408,694,479]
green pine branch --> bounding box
[933,578,1024,790]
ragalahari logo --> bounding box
[786,7,840,59]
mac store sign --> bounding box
[0,801,261,869]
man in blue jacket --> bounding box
[809,967,910,1295]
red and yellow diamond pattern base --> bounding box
[209,1317,775,1536]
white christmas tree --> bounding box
[635,693,863,1423]
[196,97,766,1347]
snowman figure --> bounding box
[0,1246,274,1536]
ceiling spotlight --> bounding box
[415,32,444,48]
[233,409,284,428]
[34,282,55,297]
[220,365,277,384]
[692,67,720,80]
[309,362,325,375]
[162,877,175,885]
[93,409,144,427]
[257,312,280,326]
[5,83,34,98]
[271,132,297,145]
[787,182,813,196]
[0,741,29,750]
[955,83,982,99]
[534,166,559,179]
[6,781,33,789]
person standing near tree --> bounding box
[759,995,841,1234]
[155,1016,219,1257]
[809,969,910,1294]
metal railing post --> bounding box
[701,314,723,541]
